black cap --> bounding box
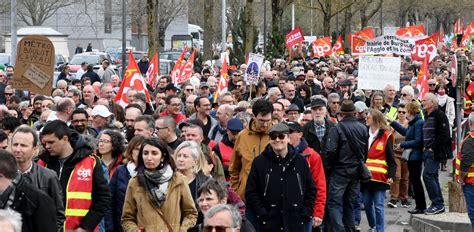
[285,104,301,113]
[339,79,352,86]
[401,76,411,81]
[310,99,326,109]
[165,83,180,91]
[178,118,204,131]
[286,121,303,133]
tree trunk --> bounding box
[203,0,215,60]
[343,6,352,52]
[323,14,331,36]
[147,0,159,57]
[271,0,284,35]
[243,0,255,54]
[360,7,368,29]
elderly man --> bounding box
[327,93,341,121]
[204,205,243,232]
[266,87,281,104]
[384,83,399,120]
[55,98,75,122]
[91,105,112,133]
[272,102,285,123]
[210,104,234,143]
[283,83,305,111]
[82,85,96,108]
[100,83,114,101]
[285,104,301,122]
[56,80,68,95]
[421,93,451,215]
[123,104,142,142]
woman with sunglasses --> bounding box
[387,104,411,209]
[387,102,426,214]
[363,109,397,232]
[122,138,198,231]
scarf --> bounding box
[126,161,137,177]
[143,164,173,208]
[437,94,448,107]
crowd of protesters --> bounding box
[0,46,473,232]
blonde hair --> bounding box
[369,109,388,130]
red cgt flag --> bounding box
[114,52,151,107]
[353,28,375,40]
[146,53,159,87]
[171,48,187,84]
[285,27,305,49]
[312,37,332,58]
[416,56,429,101]
[175,49,195,84]
[411,32,438,63]
[332,35,344,55]
[396,25,426,37]
[214,56,229,103]
[351,36,366,56]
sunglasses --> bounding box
[270,134,286,140]
[331,101,340,104]
[428,83,436,86]
[398,111,406,114]
[203,226,234,232]
[236,85,242,88]
[4,93,13,96]
[185,89,194,91]
[401,93,408,97]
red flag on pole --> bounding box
[214,56,229,103]
[411,32,438,63]
[352,28,375,40]
[114,52,151,107]
[416,56,429,101]
[454,19,464,35]
[171,48,187,84]
[312,37,332,58]
[396,25,426,37]
[175,49,195,84]
[332,35,344,55]
[146,53,159,87]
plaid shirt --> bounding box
[314,121,326,142]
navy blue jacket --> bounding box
[106,164,131,232]
[391,113,424,161]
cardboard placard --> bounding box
[12,35,55,96]
[357,56,401,91]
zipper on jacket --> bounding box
[264,174,270,196]
[296,173,303,196]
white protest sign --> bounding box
[358,56,401,91]
[363,35,415,56]
[244,53,265,85]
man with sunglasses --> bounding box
[203,204,244,232]
[245,123,316,231]
[228,70,242,92]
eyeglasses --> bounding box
[270,134,286,140]
[398,111,406,114]
[155,126,168,131]
[4,93,13,96]
[169,103,181,107]
[331,101,340,104]
[72,119,87,123]
[185,89,194,92]
[236,85,242,88]
[203,225,236,232]
[428,83,436,86]
[401,93,408,97]
[98,139,111,144]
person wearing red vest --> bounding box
[287,121,326,231]
[456,113,474,230]
[38,120,110,232]
[363,110,397,232]
[464,81,474,117]
[213,118,244,180]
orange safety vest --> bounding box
[464,82,474,115]
[38,156,98,232]
[455,132,474,184]
[366,130,393,185]
[218,141,233,167]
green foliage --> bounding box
[265,32,286,60]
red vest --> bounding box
[464,82,474,115]
[38,156,98,232]
[455,132,474,184]
[366,130,393,185]
[218,141,233,167]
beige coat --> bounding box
[121,172,198,232]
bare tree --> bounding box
[203,0,215,60]
[16,0,75,26]
[359,0,383,29]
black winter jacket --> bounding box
[303,118,335,171]
[22,162,65,230]
[38,132,111,231]
[245,144,316,232]
[325,116,369,176]
[9,175,57,232]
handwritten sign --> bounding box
[358,56,401,91]
[12,35,55,96]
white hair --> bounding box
[401,85,415,97]
[204,204,241,229]
[0,209,22,232]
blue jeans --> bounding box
[362,188,386,232]
[354,191,362,225]
[422,152,444,208]
[463,184,474,232]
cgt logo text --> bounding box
[77,166,92,181]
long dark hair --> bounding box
[136,138,176,187]
[98,129,125,159]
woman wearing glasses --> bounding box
[387,102,426,214]
[96,129,125,179]
[122,138,197,231]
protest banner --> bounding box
[363,35,415,56]
[351,36,367,56]
[332,35,344,55]
[396,25,426,37]
[285,27,305,49]
[244,53,264,85]
[357,56,401,91]
[12,35,55,96]
[312,37,332,58]
[411,32,438,63]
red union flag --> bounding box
[285,27,305,49]
[416,56,429,101]
[465,22,474,35]
[146,53,159,87]
[175,49,195,84]
[353,28,375,40]
[171,48,187,84]
[214,56,229,103]
[114,52,151,107]
[396,25,426,37]
[332,35,344,55]
[411,32,438,63]
[312,37,332,58]
[351,36,366,56]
